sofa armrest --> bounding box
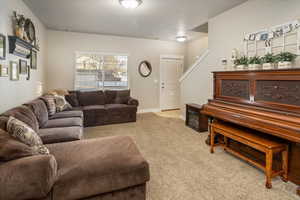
[0,155,57,200]
[127,97,139,106]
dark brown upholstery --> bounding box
[49,110,83,120]
[115,90,130,104]
[0,155,57,200]
[46,136,149,200]
[24,99,49,128]
[1,105,39,132]
[42,117,83,129]
[65,91,80,107]
[105,104,137,124]
[0,129,38,161]
[104,90,117,104]
[39,127,83,144]
[78,91,105,106]
[82,105,108,127]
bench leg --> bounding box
[281,145,289,182]
[266,150,273,189]
[210,127,215,154]
[224,136,228,151]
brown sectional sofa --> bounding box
[0,90,150,200]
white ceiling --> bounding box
[23,0,247,41]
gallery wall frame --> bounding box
[0,34,6,60]
[10,61,19,81]
[0,64,9,77]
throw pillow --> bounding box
[42,95,56,116]
[0,129,38,161]
[7,116,49,155]
[115,90,130,104]
[54,95,72,112]
[65,92,80,107]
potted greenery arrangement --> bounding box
[248,56,262,69]
[234,56,248,70]
[276,52,298,69]
[262,53,276,69]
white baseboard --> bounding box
[138,108,161,114]
[179,115,186,121]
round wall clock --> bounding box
[25,19,36,43]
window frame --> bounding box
[74,51,130,91]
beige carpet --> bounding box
[84,113,299,200]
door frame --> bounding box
[159,55,184,111]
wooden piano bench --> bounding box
[210,120,289,189]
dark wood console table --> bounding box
[201,69,300,195]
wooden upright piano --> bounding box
[201,69,300,195]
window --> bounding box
[75,52,128,90]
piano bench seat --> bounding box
[210,120,289,189]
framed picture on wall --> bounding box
[26,65,30,80]
[19,59,27,74]
[30,49,37,69]
[0,64,9,77]
[10,61,19,81]
[0,34,6,60]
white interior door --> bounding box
[160,57,183,111]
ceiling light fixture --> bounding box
[119,0,143,9]
[176,36,187,42]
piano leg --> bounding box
[297,187,300,196]
[205,117,213,145]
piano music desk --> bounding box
[210,120,288,189]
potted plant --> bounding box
[248,56,262,69]
[262,53,276,69]
[234,56,248,70]
[276,52,298,69]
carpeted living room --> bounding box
[1,0,300,200]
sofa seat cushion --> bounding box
[39,127,83,144]
[46,136,150,200]
[42,118,83,129]
[49,110,83,120]
[82,105,108,127]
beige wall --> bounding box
[0,0,47,113]
[46,30,185,110]
[181,0,300,117]
[184,35,208,71]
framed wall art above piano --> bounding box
[202,68,300,195]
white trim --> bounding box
[179,49,209,82]
[159,55,184,111]
[138,108,161,113]
[179,115,185,121]
[75,51,130,56]
[160,55,184,60]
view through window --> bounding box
[75,53,128,90]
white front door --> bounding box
[160,57,183,111]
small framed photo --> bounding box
[10,61,19,81]
[30,50,37,69]
[0,64,9,77]
[19,59,27,74]
[0,34,6,60]
[26,65,30,80]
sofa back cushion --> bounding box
[24,99,49,128]
[104,90,117,104]
[115,90,130,104]
[65,91,80,107]
[0,129,38,161]
[78,90,105,106]
[41,95,56,116]
[1,106,39,133]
